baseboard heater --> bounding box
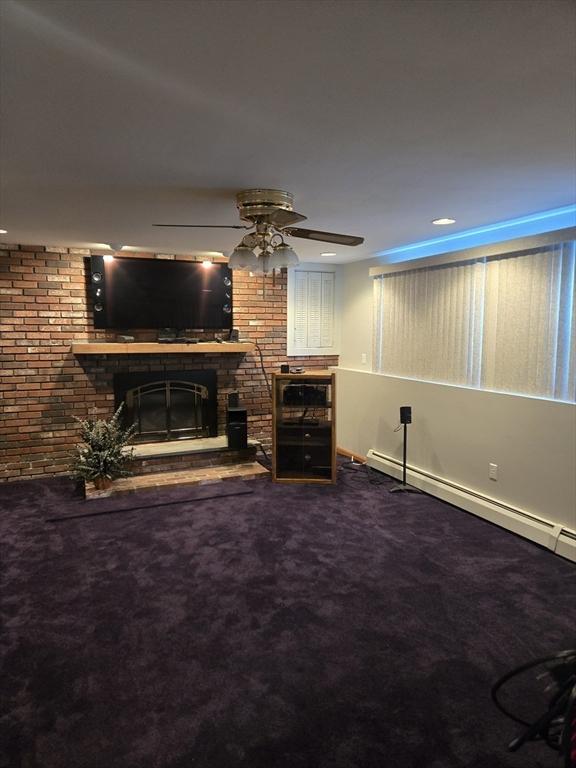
[366,449,576,563]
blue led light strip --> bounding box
[378,205,576,262]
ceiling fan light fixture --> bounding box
[269,243,299,270]
[249,260,267,276]
[228,244,258,270]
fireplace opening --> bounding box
[114,370,217,443]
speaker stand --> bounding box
[389,423,422,494]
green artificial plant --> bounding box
[71,404,136,484]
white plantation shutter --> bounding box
[307,272,323,347]
[373,241,576,402]
[321,272,334,347]
[293,271,308,348]
[288,269,338,355]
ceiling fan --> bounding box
[154,189,364,271]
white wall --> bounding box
[337,259,576,532]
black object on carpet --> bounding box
[45,482,255,522]
[0,470,574,768]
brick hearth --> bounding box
[128,438,260,477]
[84,462,270,500]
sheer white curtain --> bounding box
[373,241,576,402]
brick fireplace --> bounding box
[0,246,338,481]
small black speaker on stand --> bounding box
[390,406,422,494]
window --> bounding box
[373,241,576,402]
[287,267,340,357]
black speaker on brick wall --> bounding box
[90,254,107,328]
[400,406,412,424]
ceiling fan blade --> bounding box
[268,209,308,228]
[154,224,249,229]
[284,227,364,246]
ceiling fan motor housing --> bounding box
[235,189,294,223]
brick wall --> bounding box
[0,245,338,482]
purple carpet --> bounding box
[1,467,574,768]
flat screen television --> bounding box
[90,255,233,330]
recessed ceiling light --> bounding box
[321,252,337,257]
[103,254,115,262]
[431,218,456,226]
[0,229,7,234]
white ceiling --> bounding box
[0,0,575,264]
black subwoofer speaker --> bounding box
[227,422,248,450]
[227,406,247,425]
[227,405,248,450]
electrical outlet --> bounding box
[489,462,498,481]
[361,352,367,365]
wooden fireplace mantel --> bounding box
[71,342,255,355]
